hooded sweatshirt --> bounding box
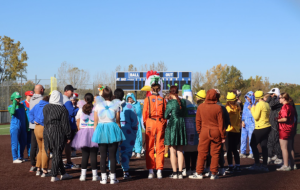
[226,105,241,133]
[29,100,49,126]
[63,94,79,130]
[265,95,282,131]
[242,91,255,125]
[29,94,43,129]
[196,89,225,139]
[126,93,142,119]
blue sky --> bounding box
[1,0,299,84]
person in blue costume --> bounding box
[240,91,256,158]
[126,93,143,158]
[8,92,27,163]
[19,91,33,159]
[113,89,138,180]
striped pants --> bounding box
[50,146,66,177]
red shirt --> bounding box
[278,103,296,133]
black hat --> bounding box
[64,85,77,92]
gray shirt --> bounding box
[63,94,70,104]
[29,94,43,129]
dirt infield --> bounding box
[1,135,300,190]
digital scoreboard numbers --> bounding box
[116,72,192,91]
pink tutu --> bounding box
[71,128,99,149]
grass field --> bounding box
[0,124,10,135]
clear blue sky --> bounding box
[1,0,300,84]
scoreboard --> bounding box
[115,71,192,91]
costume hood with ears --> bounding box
[205,89,217,104]
[126,93,137,104]
[49,90,64,106]
[268,88,280,98]
[244,91,255,104]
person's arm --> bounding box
[28,106,36,124]
[75,109,81,131]
[64,101,79,117]
[8,100,18,116]
[76,119,80,131]
[278,105,288,123]
[164,103,172,120]
[251,103,261,121]
[116,111,121,129]
[142,98,149,127]
[196,106,202,134]
[94,111,98,131]
[62,109,72,141]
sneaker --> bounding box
[157,172,162,179]
[277,165,291,171]
[60,173,73,180]
[50,153,53,159]
[100,173,107,184]
[182,168,187,177]
[132,152,136,157]
[100,178,107,184]
[247,164,261,171]
[204,171,211,177]
[226,167,234,174]
[267,157,273,164]
[294,165,297,170]
[110,173,119,184]
[123,172,131,180]
[51,177,60,182]
[148,173,155,179]
[29,166,37,172]
[247,154,254,159]
[71,151,76,157]
[136,153,141,158]
[274,159,283,165]
[64,162,80,169]
[233,166,241,172]
[36,170,42,176]
[260,165,269,172]
[210,174,219,180]
[189,173,203,179]
[21,158,27,162]
[218,168,226,176]
[170,173,178,179]
[79,175,86,181]
[41,172,52,177]
[13,159,23,164]
[271,155,277,161]
[92,176,101,181]
[240,154,247,158]
[224,152,227,157]
[178,173,183,179]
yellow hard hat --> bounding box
[195,90,206,99]
[226,92,236,101]
[255,90,264,99]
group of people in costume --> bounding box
[8,70,298,184]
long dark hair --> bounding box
[82,93,94,115]
[169,86,182,109]
[102,86,113,101]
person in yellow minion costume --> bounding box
[195,90,206,106]
[247,90,271,172]
[225,92,241,173]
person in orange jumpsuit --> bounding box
[143,76,167,179]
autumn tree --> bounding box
[0,36,28,84]
[219,65,244,94]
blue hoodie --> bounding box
[29,100,49,126]
[126,93,142,119]
[242,91,255,124]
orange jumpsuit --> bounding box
[143,94,167,170]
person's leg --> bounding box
[19,122,27,160]
[184,152,191,171]
[219,144,225,168]
[145,120,155,170]
[233,133,241,165]
[248,124,255,155]
[274,130,283,159]
[279,139,288,166]
[210,140,221,175]
[30,129,38,167]
[120,124,137,172]
[108,142,119,174]
[58,147,66,176]
[267,128,276,158]
[134,120,143,154]
[90,147,98,170]
[81,147,90,170]
[10,124,20,161]
[65,143,72,163]
[51,147,66,177]
[177,146,184,172]
[191,151,198,171]
[34,126,42,169]
[196,128,210,174]
[155,120,165,171]
[250,129,260,164]
[240,125,248,155]
[27,130,31,157]
[99,144,108,174]
[169,146,178,172]
[288,139,295,168]
[41,136,49,171]
[259,128,271,166]
[226,132,233,166]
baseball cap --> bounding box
[25,91,34,96]
[64,85,77,92]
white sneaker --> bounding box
[148,173,155,179]
[274,159,283,165]
[247,154,254,159]
[36,170,42,176]
[240,154,247,158]
[13,159,23,164]
[110,173,119,184]
[132,152,136,157]
[294,165,297,170]
[21,158,27,162]
[79,175,86,181]
[218,168,226,176]
[92,176,101,181]
[277,165,291,171]
[205,171,211,177]
[136,153,141,158]
[51,177,60,182]
[190,170,196,176]
[50,153,53,159]
[210,174,219,180]
[71,151,76,157]
[189,173,203,179]
[182,168,187,176]
[100,173,107,184]
[271,155,277,161]
[267,157,273,164]
[224,152,227,157]
[60,173,73,180]
[169,173,178,179]
[157,172,162,179]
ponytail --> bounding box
[82,93,94,115]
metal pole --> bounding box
[35,75,37,84]
[21,71,23,97]
[135,91,137,100]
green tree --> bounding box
[219,65,244,94]
[0,36,28,83]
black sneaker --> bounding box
[64,162,80,169]
[225,167,234,174]
[233,166,241,172]
[123,172,132,180]
[41,172,52,177]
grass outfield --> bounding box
[0,125,10,135]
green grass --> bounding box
[0,124,10,135]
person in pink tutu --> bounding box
[71,93,100,181]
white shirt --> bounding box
[75,108,95,129]
[95,101,119,123]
